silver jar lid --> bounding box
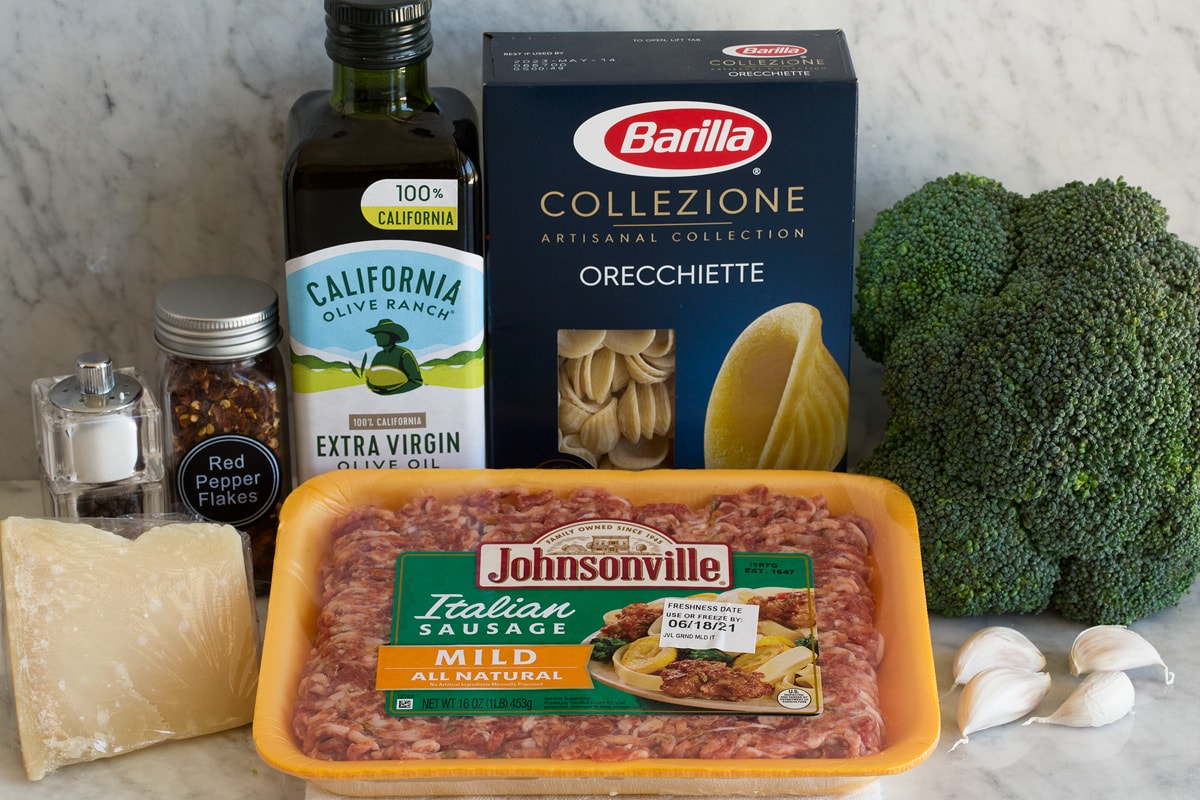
[154,276,282,360]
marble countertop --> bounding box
[2,479,1196,799]
[3,2,1198,797]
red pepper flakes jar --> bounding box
[154,275,291,595]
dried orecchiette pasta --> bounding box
[558,328,675,469]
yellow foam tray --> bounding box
[253,469,939,796]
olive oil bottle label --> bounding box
[362,179,460,231]
[285,239,485,480]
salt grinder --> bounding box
[32,351,166,517]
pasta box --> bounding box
[252,469,939,796]
[482,31,858,471]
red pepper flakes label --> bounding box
[175,434,282,528]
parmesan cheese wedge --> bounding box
[0,517,259,780]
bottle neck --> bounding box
[330,60,434,117]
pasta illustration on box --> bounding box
[704,303,849,471]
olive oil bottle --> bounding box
[284,0,485,481]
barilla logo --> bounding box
[477,519,733,589]
[573,101,772,177]
[722,43,808,58]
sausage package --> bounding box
[252,469,938,796]
[482,31,857,471]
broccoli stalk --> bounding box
[854,175,1200,625]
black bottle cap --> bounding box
[325,0,434,69]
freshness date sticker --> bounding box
[657,598,760,653]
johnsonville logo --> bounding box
[573,101,772,177]
[477,519,733,589]
[722,43,808,58]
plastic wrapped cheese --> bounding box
[0,516,260,780]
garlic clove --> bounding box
[1023,670,1135,728]
[1069,625,1174,685]
[949,667,1051,751]
[952,626,1046,689]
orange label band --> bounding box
[377,644,596,691]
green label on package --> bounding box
[378,519,822,717]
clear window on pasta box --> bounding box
[557,328,676,469]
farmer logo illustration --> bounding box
[364,318,423,395]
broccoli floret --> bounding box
[794,634,819,656]
[587,636,628,663]
[1015,178,1170,275]
[853,173,1023,362]
[858,434,1060,616]
[1052,471,1200,623]
[854,175,1200,624]
[678,648,737,664]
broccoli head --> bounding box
[854,175,1200,624]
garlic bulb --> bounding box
[1023,671,1135,728]
[1070,625,1174,685]
[949,667,1051,751]
[951,626,1046,689]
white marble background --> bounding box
[1,0,1198,480]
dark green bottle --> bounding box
[283,0,485,482]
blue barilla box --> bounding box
[483,30,857,469]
